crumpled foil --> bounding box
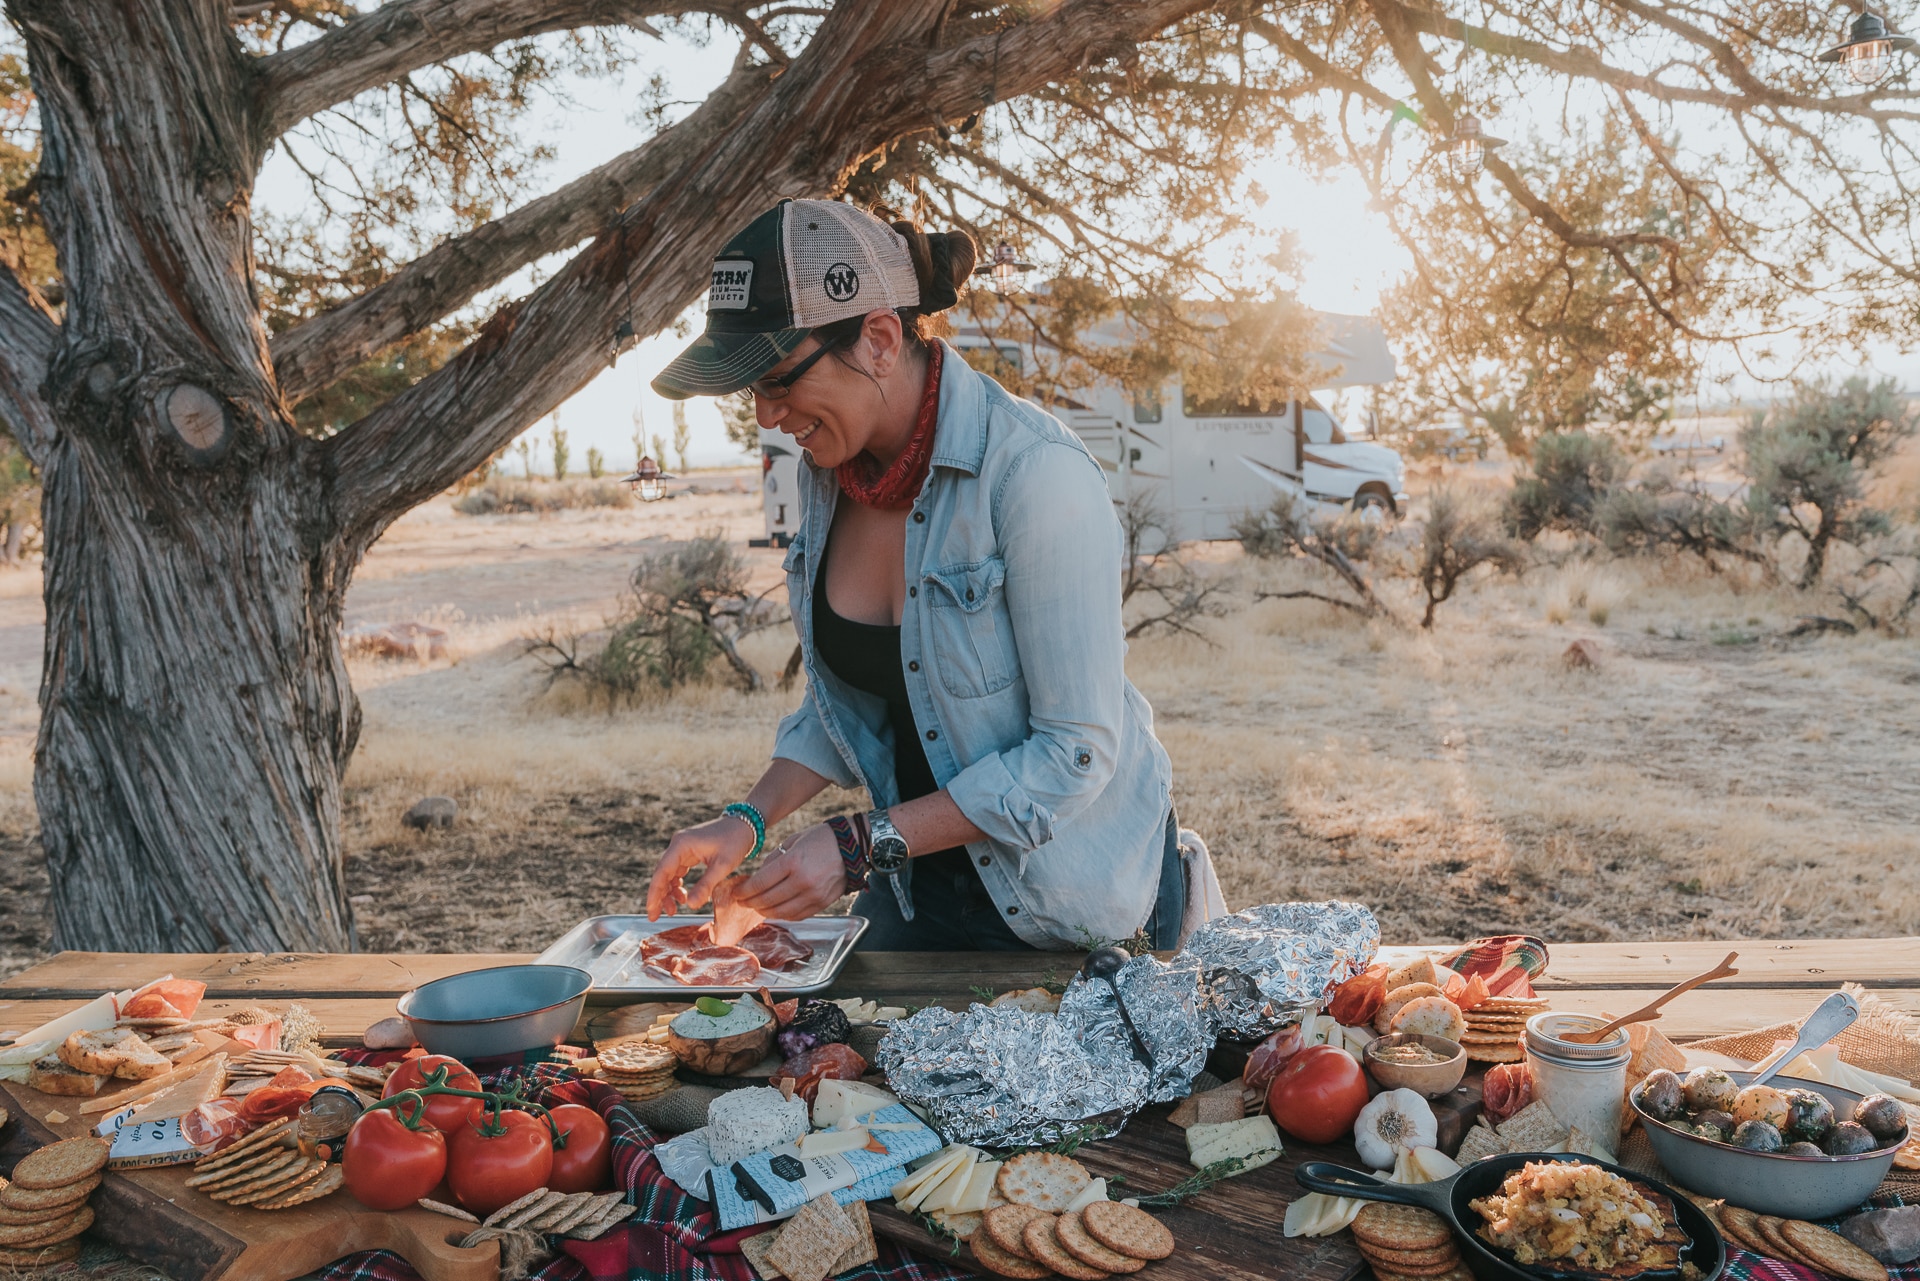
[875,1004,1146,1148]
[1057,952,1211,1104]
[1185,900,1380,1040]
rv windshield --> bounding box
[1181,386,1288,418]
[1301,396,1348,445]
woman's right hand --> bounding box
[645,817,758,920]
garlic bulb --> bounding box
[1354,1088,1439,1169]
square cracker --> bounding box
[740,1232,786,1281]
[765,1194,860,1281]
[1454,1124,1509,1163]
[1497,1101,1568,1150]
[831,1199,878,1273]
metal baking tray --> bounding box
[535,914,869,1003]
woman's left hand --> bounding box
[732,823,849,921]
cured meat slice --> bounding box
[640,924,708,962]
[710,875,765,949]
[1481,1060,1533,1128]
[737,923,813,970]
[667,946,762,987]
[776,1043,867,1103]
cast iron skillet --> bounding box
[1295,1152,1725,1281]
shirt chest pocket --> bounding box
[922,557,1018,698]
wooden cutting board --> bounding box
[0,1081,497,1281]
[869,1076,1487,1281]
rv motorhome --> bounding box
[753,311,1404,549]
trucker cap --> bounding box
[652,199,923,399]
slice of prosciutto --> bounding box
[709,874,765,949]
[737,923,813,970]
[640,923,708,963]
[668,946,763,987]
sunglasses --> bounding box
[737,339,836,403]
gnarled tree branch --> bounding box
[0,257,61,466]
[253,0,691,138]
[271,57,776,402]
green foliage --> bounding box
[453,477,630,515]
[1740,377,1917,588]
[1504,432,1629,540]
[1235,493,1392,620]
[671,402,691,473]
[0,432,39,563]
[1418,490,1522,629]
[718,397,760,456]
[551,422,570,480]
[585,447,605,479]
[1594,465,1768,575]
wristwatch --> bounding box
[865,808,915,921]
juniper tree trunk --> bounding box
[18,0,357,950]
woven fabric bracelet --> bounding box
[722,801,766,861]
[825,814,870,893]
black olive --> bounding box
[1854,1093,1909,1142]
[1732,1119,1783,1152]
[1824,1121,1879,1156]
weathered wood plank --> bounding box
[0,997,405,1046]
[0,951,534,997]
[1376,939,1920,990]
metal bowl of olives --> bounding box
[1630,1067,1908,1219]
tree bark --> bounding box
[17,0,357,950]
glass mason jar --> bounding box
[1524,1012,1630,1157]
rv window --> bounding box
[1181,386,1288,418]
[1301,398,1348,445]
[1131,388,1162,423]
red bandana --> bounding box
[836,343,943,511]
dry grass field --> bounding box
[0,463,1916,977]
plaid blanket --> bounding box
[313,1064,971,1281]
[1718,1192,1910,1281]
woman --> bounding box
[643,198,1182,951]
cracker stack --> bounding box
[963,1156,1176,1281]
[468,1188,632,1241]
[1714,1202,1889,1281]
[1350,1202,1470,1281]
[184,1116,344,1210]
[739,1194,879,1281]
[0,1137,109,1268]
[1458,996,1546,1063]
[583,1040,680,1102]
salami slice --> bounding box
[1482,1060,1533,1127]
[776,1043,867,1103]
[667,946,763,987]
[640,924,708,962]
[737,923,813,970]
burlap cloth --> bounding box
[1632,982,1920,1196]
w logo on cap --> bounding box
[822,262,860,303]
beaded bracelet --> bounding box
[722,801,766,861]
[825,814,870,893]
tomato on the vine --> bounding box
[385,1055,483,1135]
[343,1104,447,1211]
[1265,1044,1371,1144]
[546,1104,613,1193]
[448,1109,555,1215]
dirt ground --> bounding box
[1,466,1917,976]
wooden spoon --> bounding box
[1563,951,1740,1044]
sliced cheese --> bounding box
[892,1146,971,1200]
[904,1153,977,1213]
[798,1126,872,1158]
[813,1079,902,1129]
[1189,1114,1282,1170]
[0,1039,54,1066]
[7,995,117,1051]
[926,1159,982,1215]
[133,1055,228,1120]
[954,1161,1004,1213]
[1062,1177,1107,1214]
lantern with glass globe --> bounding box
[1443,114,1506,177]
[622,455,668,502]
[1817,9,1915,85]
[973,241,1034,293]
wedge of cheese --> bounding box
[1187,1114,1283,1172]
[951,1160,1003,1213]
[922,1157,983,1215]
[134,1055,229,1121]
[892,1146,972,1203]
[902,1152,977,1213]
[1063,1177,1108,1214]
[813,1079,902,1129]
[798,1126,872,1158]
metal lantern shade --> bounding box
[974,240,1034,292]
[622,455,668,502]
[1818,10,1915,84]
[1444,114,1506,177]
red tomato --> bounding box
[343,1108,448,1211]
[1265,1044,1371,1144]
[546,1104,614,1193]
[385,1054,483,1135]
[448,1110,554,1215]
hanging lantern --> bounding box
[1443,114,1506,177]
[622,455,668,502]
[1817,9,1914,85]
[973,240,1034,293]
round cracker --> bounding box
[193,1117,296,1172]
[0,1190,92,1226]
[8,1138,108,1191]
[1352,1203,1450,1253]
[257,1164,345,1210]
[1391,996,1467,1042]
[970,1229,1052,1279]
[1080,1201,1175,1261]
[598,1042,677,1072]
[1465,1044,1526,1062]
[996,1152,1091,1214]
[1778,1219,1890,1281]
[0,1176,98,1212]
[1022,1214,1109,1281]
[1358,1251,1459,1278]
[0,1240,81,1267]
[0,1205,92,1247]
[1358,1240,1462,1269]
[983,1204,1052,1259]
[1055,1210,1145,1275]
[221,1159,328,1205]
[1716,1204,1774,1257]
[193,1147,303,1192]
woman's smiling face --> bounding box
[752,311,914,470]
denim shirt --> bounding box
[772,341,1174,949]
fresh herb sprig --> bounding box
[1132,1150,1279,1207]
[918,1212,964,1257]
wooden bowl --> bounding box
[668,1019,774,1077]
[1364,1033,1467,1098]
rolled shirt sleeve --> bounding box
[772,690,860,789]
[946,440,1126,851]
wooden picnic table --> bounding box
[2,937,1915,1281]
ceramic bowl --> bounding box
[398,963,593,1060]
[1365,1033,1468,1098]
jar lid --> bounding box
[1525,1012,1630,1063]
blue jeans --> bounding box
[852,811,1186,952]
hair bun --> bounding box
[891,220,976,313]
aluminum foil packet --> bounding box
[1057,952,1211,1104]
[875,1003,1148,1148]
[1186,900,1380,1039]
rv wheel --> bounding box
[1352,489,1395,523]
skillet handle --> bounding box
[1293,1163,1454,1215]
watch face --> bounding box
[870,838,910,873]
